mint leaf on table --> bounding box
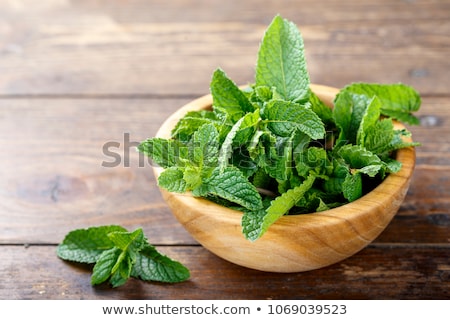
[92,247,127,287]
[132,243,190,283]
[56,225,127,263]
[256,15,310,103]
[57,226,190,287]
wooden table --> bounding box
[0,0,449,300]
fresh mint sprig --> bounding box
[139,15,421,241]
[57,225,190,287]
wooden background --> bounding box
[0,0,449,299]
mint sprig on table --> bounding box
[139,15,421,241]
[57,225,190,287]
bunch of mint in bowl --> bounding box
[139,15,420,272]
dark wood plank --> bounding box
[0,245,448,299]
[0,0,448,96]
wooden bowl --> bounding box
[152,84,416,272]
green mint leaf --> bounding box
[182,166,203,190]
[191,123,220,168]
[386,129,421,153]
[362,118,395,154]
[263,99,325,139]
[357,95,381,147]
[333,90,373,145]
[107,228,146,257]
[233,109,261,145]
[356,164,383,177]
[309,90,334,127]
[256,15,310,102]
[198,166,263,211]
[251,85,274,103]
[138,138,185,168]
[241,208,268,242]
[218,116,247,171]
[338,144,383,169]
[109,268,130,287]
[249,173,316,240]
[270,134,295,181]
[171,110,223,142]
[295,146,331,178]
[342,172,363,202]
[132,243,190,283]
[91,247,123,286]
[211,68,254,121]
[59,226,190,287]
[158,167,187,193]
[57,225,127,264]
[250,130,294,181]
[383,158,402,173]
[341,83,421,125]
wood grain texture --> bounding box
[0,0,448,95]
[0,245,448,299]
[0,0,449,299]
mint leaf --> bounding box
[357,95,381,147]
[342,172,363,202]
[91,247,125,286]
[241,208,268,242]
[244,173,316,240]
[211,68,254,121]
[191,123,220,168]
[309,90,334,127]
[256,15,309,102]
[197,166,263,211]
[338,144,383,169]
[158,167,187,193]
[171,110,223,142]
[333,90,373,145]
[341,83,421,125]
[295,146,331,178]
[57,225,127,263]
[137,138,185,168]
[263,99,325,139]
[362,118,395,154]
[58,226,190,287]
[218,116,247,170]
[91,228,145,287]
[108,228,146,257]
[387,129,421,152]
[132,244,190,283]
